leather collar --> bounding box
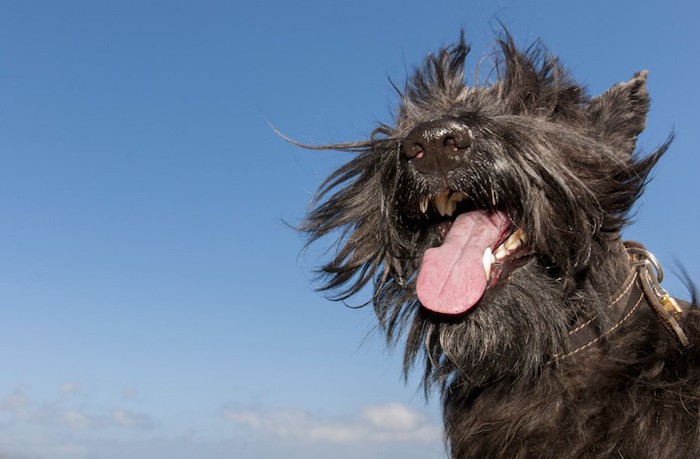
[554,241,689,361]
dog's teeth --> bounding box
[494,245,508,260]
[434,198,445,216]
[492,228,527,261]
[431,191,464,217]
[420,196,429,214]
[451,192,466,203]
[431,194,439,215]
[518,229,528,243]
[448,192,465,216]
[483,247,493,281]
[447,198,457,216]
[432,191,450,216]
[511,228,526,242]
[504,231,523,252]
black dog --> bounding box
[301,33,700,458]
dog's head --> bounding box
[302,34,667,387]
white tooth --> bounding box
[432,196,444,216]
[494,245,508,260]
[504,232,522,252]
[451,192,466,203]
[433,191,449,216]
[420,196,429,214]
[446,198,457,216]
[483,247,493,281]
[519,229,528,243]
[444,192,464,217]
[511,228,524,242]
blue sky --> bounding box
[0,1,697,458]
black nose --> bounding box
[403,118,473,174]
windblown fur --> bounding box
[301,33,700,458]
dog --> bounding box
[300,33,700,458]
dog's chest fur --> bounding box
[447,307,700,458]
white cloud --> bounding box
[362,403,422,431]
[0,386,153,431]
[0,385,162,459]
[223,402,442,445]
[1,387,445,459]
[0,387,31,416]
[121,387,140,401]
[60,383,80,395]
[61,411,90,428]
[112,409,154,429]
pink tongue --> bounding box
[416,210,509,314]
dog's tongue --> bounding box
[416,210,509,315]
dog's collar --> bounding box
[555,241,690,361]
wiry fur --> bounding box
[301,33,700,458]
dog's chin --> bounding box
[418,249,533,324]
[416,255,570,386]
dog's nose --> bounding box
[403,118,473,174]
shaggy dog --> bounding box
[301,33,700,458]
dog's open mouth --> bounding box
[415,189,528,315]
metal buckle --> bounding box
[624,241,689,347]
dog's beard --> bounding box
[390,255,570,389]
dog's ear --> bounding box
[588,71,650,156]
